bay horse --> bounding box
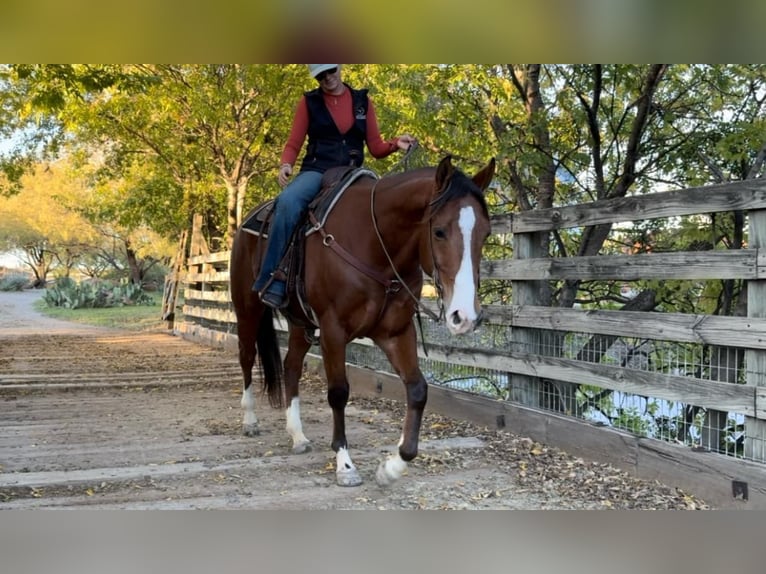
[229,155,495,487]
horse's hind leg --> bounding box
[284,326,312,454]
[237,318,260,437]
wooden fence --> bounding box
[171,180,766,508]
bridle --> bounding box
[370,178,446,324]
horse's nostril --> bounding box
[451,311,462,325]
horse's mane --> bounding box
[377,163,489,223]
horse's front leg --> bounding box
[284,326,312,454]
[321,330,363,487]
[374,325,428,487]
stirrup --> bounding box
[304,328,320,345]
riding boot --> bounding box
[260,278,287,309]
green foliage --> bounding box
[0,272,31,291]
[34,298,164,331]
[42,278,154,309]
[4,64,766,313]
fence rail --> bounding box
[172,179,766,508]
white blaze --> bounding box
[448,205,478,321]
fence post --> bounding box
[161,229,188,326]
[509,231,547,407]
[745,209,766,461]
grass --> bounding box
[34,299,171,331]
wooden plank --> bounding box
[161,229,188,323]
[485,305,766,350]
[183,271,231,284]
[490,180,766,234]
[184,289,232,303]
[509,231,548,407]
[174,321,238,352]
[636,438,766,509]
[483,250,760,281]
[746,210,766,460]
[424,345,758,417]
[181,304,237,324]
[189,214,211,256]
[188,251,231,266]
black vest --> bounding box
[300,84,368,173]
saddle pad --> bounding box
[306,168,378,236]
[241,199,275,236]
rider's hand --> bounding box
[278,163,293,187]
[396,135,417,151]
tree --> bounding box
[378,65,766,428]
[0,161,98,284]
[2,64,314,245]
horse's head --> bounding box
[425,156,495,335]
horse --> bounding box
[229,155,495,487]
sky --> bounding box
[0,250,23,269]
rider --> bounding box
[254,64,417,309]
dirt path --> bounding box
[0,290,707,509]
[0,289,110,336]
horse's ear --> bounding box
[435,155,454,192]
[472,157,496,193]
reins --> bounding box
[369,178,445,325]
[371,170,451,358]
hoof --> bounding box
[292,440,312,455]
[375,461,396,487]
[242,423,260,437]
[375,456,406,487]
[336,467,363,487]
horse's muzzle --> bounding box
[446,307,482,335]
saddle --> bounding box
[241,166,378,328]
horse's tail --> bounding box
[256,308,284,409]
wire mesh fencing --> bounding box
[341,315,765,465]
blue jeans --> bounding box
[254,170,324,293]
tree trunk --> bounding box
[225,179,237,248]
[125,244,142,285]
[23,244,53,287]
[559,65,668,310]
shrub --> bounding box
[42,279,155,309]
[0,273,32,291]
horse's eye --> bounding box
[433,228,447,240]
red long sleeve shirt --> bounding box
[280,86,400,166]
